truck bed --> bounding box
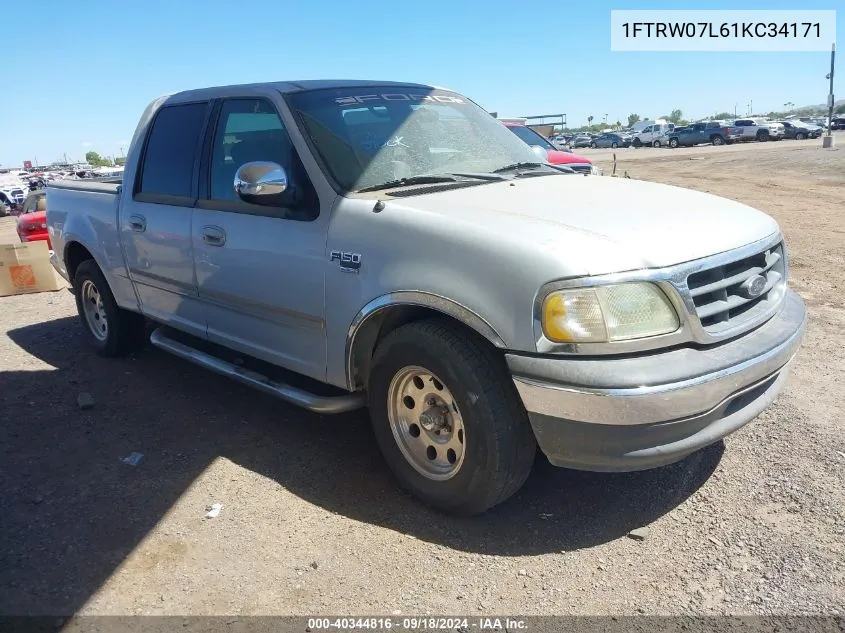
[45,178,126,299]
[47,178,122,194]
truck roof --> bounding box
[164,79,440,104]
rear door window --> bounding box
[137,102,210,201]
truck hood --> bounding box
[393,174,780,273]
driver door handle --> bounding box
[201,225,226,247]
[128,214,146,232]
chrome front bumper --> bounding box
[508,289,806,471]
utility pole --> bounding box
[825,43,835,138]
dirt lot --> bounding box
[1,137,844,618]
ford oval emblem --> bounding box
[742,274,767,298]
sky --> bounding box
[0,0,840,166]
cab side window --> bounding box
[207,98,318,220]
[137,102,209,202]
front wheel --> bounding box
[756,130,769,142]
[590,142,597,148]
[632,138,642,148]
[652,139,661,148]
[73,260,147,357]
[611,142,618,149]
[795,132,806,140]
[668,138,679,148]
[368,320,536,515]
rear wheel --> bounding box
[73,260,146,357]
[711,135,725,146]
[590,142,597,149]
[368,319,536,515]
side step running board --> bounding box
[149,328,366,414]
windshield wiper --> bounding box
[354,171,509,193]
[355,175,459,193]
[493,162,577,176]
[491,161,549,174]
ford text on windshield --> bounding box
[287,87,543,192]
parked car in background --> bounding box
[776,120,821,140]
[731,118,785,142]
[501,121,598,174]
[667,121,741,148]
[549,134,571,149]
[0,187,26,213]
[570,134,593,148]
[16,191,50,248]
[829,116,845,131]
[632,123,675,148]
[590,133,630,149]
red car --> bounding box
[501,120,597,174]
[16,191,51,249]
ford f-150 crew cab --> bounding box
[46,80,807,515]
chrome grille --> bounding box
[686,242,786,333]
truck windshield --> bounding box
[287,87,542,192]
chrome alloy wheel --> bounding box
[387,366,466,481]
[81,279,108,341]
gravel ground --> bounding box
[1,137,844,619]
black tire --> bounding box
[590,142,597,149]
[711,135,725,146]
[668,138,679,148]
[652,139,661,148]
[795,133,806,140]
[73,259,146,357]
[756,130,769,142]
[611,142,618,149]
[368,319,537,516]
[632,138,642,148]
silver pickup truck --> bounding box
[46,80,806,515]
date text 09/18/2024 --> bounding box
[306,617,528,630]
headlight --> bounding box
[542,282,679,343]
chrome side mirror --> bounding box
[234,161,287,204]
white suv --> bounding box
[632,123,675,148]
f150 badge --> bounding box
[330,250,362,273]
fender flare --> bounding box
[345,291,507,391]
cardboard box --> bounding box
[0,241,66,297]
